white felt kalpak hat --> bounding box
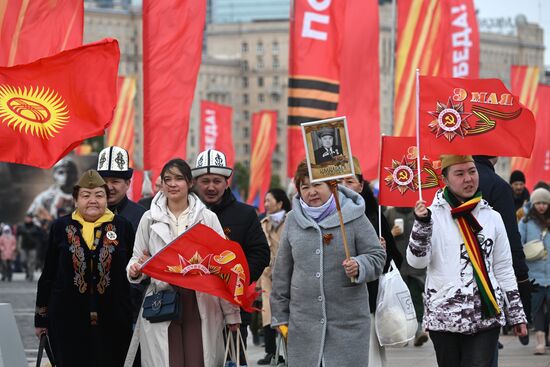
[192,149,233,178]
[97,146,133,180]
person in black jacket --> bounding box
[192,149,270,366]
[339,157,402,365]
[35,170,134,367]
[474,156,532,358]
[96,146,146,233]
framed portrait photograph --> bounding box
[301,116,355,182]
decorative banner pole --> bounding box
[328,180,351,261]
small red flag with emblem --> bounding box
[419,76,536,157]
[0,39,119,168]
[379,136,443,207]
[141,223,259,312]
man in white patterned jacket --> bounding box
[407,154,527,367]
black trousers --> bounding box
[264,325,277,354]
[430,327,500,367]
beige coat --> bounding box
[127,192,241,367]
[259,216,285,327]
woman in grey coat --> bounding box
[270,161,386,367]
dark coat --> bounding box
[35,214,134,367]
[474,157,529,281]
[17,222,43,250]
[359,184,403,313]
[208,189,270,323]
[109,196,147,233]
[314,144,344,164]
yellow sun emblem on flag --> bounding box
[0,85,69,139]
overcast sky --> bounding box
[475,0,549,66]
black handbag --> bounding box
[36,333,56,367]
[142,290,181,323]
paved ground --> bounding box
[1,273,548,367]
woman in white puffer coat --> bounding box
[127,159,240,367]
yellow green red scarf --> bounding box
[444,187,501,318]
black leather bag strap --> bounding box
[36,333,55,367]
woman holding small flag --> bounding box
[127,158,240,367]
[270,160,386,367]
[407,155,527,367]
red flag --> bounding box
[0,0,83,66]
[286,0,345,177]
[509,65,540,174]
[128,169,144,202]
[287,0,380,179]
[394,0,479,137]
[335,0,380,180]
[379,136,443,207]
[247,111,277,212]
[107,76,137,166]
[0,39,120,168]
[141,223,259,312]
[516,84,550,189]
[142,1,206,176]
[199,100,234,168]
[419,76,535,157]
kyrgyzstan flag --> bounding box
[379,136,443,208]
[141,223,259,312]
[419,76,536,157]
[0,39,120,168]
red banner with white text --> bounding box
[0,0,83,67]
[199,101,234,168]
[247,111,277,212]
[394,0,479,137]
[509,65,540,174]
[142,1,206,177]
[142,223,259,312]
[419,76,535,157]
[379,136,443,207]
[287,0,380,180]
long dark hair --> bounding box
[524,203,550,230]
[160,159,192,184]
[267,188,291,212]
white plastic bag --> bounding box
[375,260,417,347]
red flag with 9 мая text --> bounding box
[141,223,259,312]
[0,39,119,168]
[419,76,535,157]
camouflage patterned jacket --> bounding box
[407,190,526,334]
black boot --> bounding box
[257,353,274,365]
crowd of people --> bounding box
[0,142,546,367]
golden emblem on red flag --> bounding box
[428,98,472,142]
[0,85,68,139]
[384,156,419,194]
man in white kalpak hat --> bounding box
[192,149,269,366]
[97,146,146,232]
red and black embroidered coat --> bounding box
[35,214,134,367]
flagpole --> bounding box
[389,0,397,134]
[415,69,423,202]
[329,182,351,260]
[378,134,384,236]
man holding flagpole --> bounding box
[407,155,527,367]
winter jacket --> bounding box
[519,217,550,286]
[35,214,134,367]
[475,156,529,282]
[127,192,241,367]
[0,233,16,261]
[270,186,386,367]
[258,215,286,327]
[407,190,527,334]
[207,188,269,325]
[109,195,147,234]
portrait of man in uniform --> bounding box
[313,126,344,164]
